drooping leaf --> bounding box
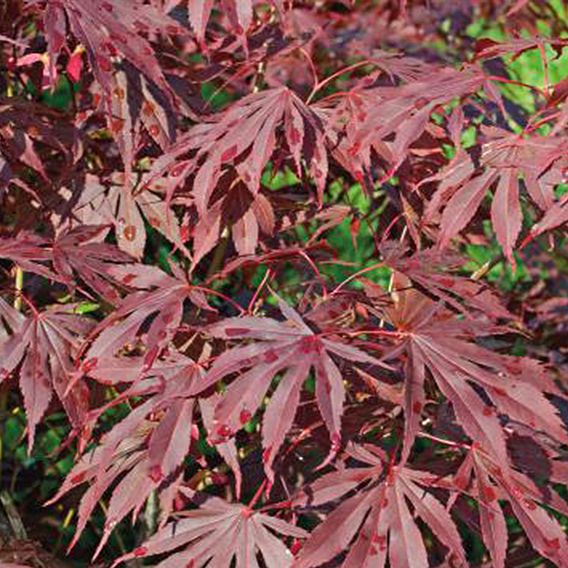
[144,87,329,265]
[380,240,511,319]
[424,128,567,261]
[40,0,182,101]
[0,304,93,449]
[451,446,568,566]
[50,367,198,553]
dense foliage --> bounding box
[1,1,567,566]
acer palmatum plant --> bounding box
[1,0,567,566]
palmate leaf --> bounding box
[144,86,329,264]
[450,446,568,566]
[50,365,198,554]
[147,86,329,210]
[65,173,191,260]
[39,0,182,100]
[423,127,568,263]
[3,2,568,567]
[187,0,285,42]
[379,241,511,319]
[2,227,144,298]
[73,359,243,513]
[0,98,82,181]
[113,181,191,261]
[295,444,466,568]
[199,295,391,479]
[325,65,498,181]
[85,263,210,373]
[114,493,307,568]
[52,224,135,303]
[188,179,276,265]
[0,304,93,449]
[0,233,56,279]
[383,285,568,465]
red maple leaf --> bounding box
[198,294,391,479]
[450,446,568,567]
[383,284,567,465]
[49,366,199,555]
[295,443,467,568]
[144,86,329,265]
[0,303,93,449]
[114,493,307,568]
[40,0,182,100]
[423,127,568,263]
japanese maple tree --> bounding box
[1,1,567,567]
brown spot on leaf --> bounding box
[121,273,137,285]
[262,446,272,463]
[123,224,137,241]
[143,101,156,116]
[110,118,124,133]
[288,127,302,146]
[263,350,279,363]
[82,357,98,373]
[166,24,181,35]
